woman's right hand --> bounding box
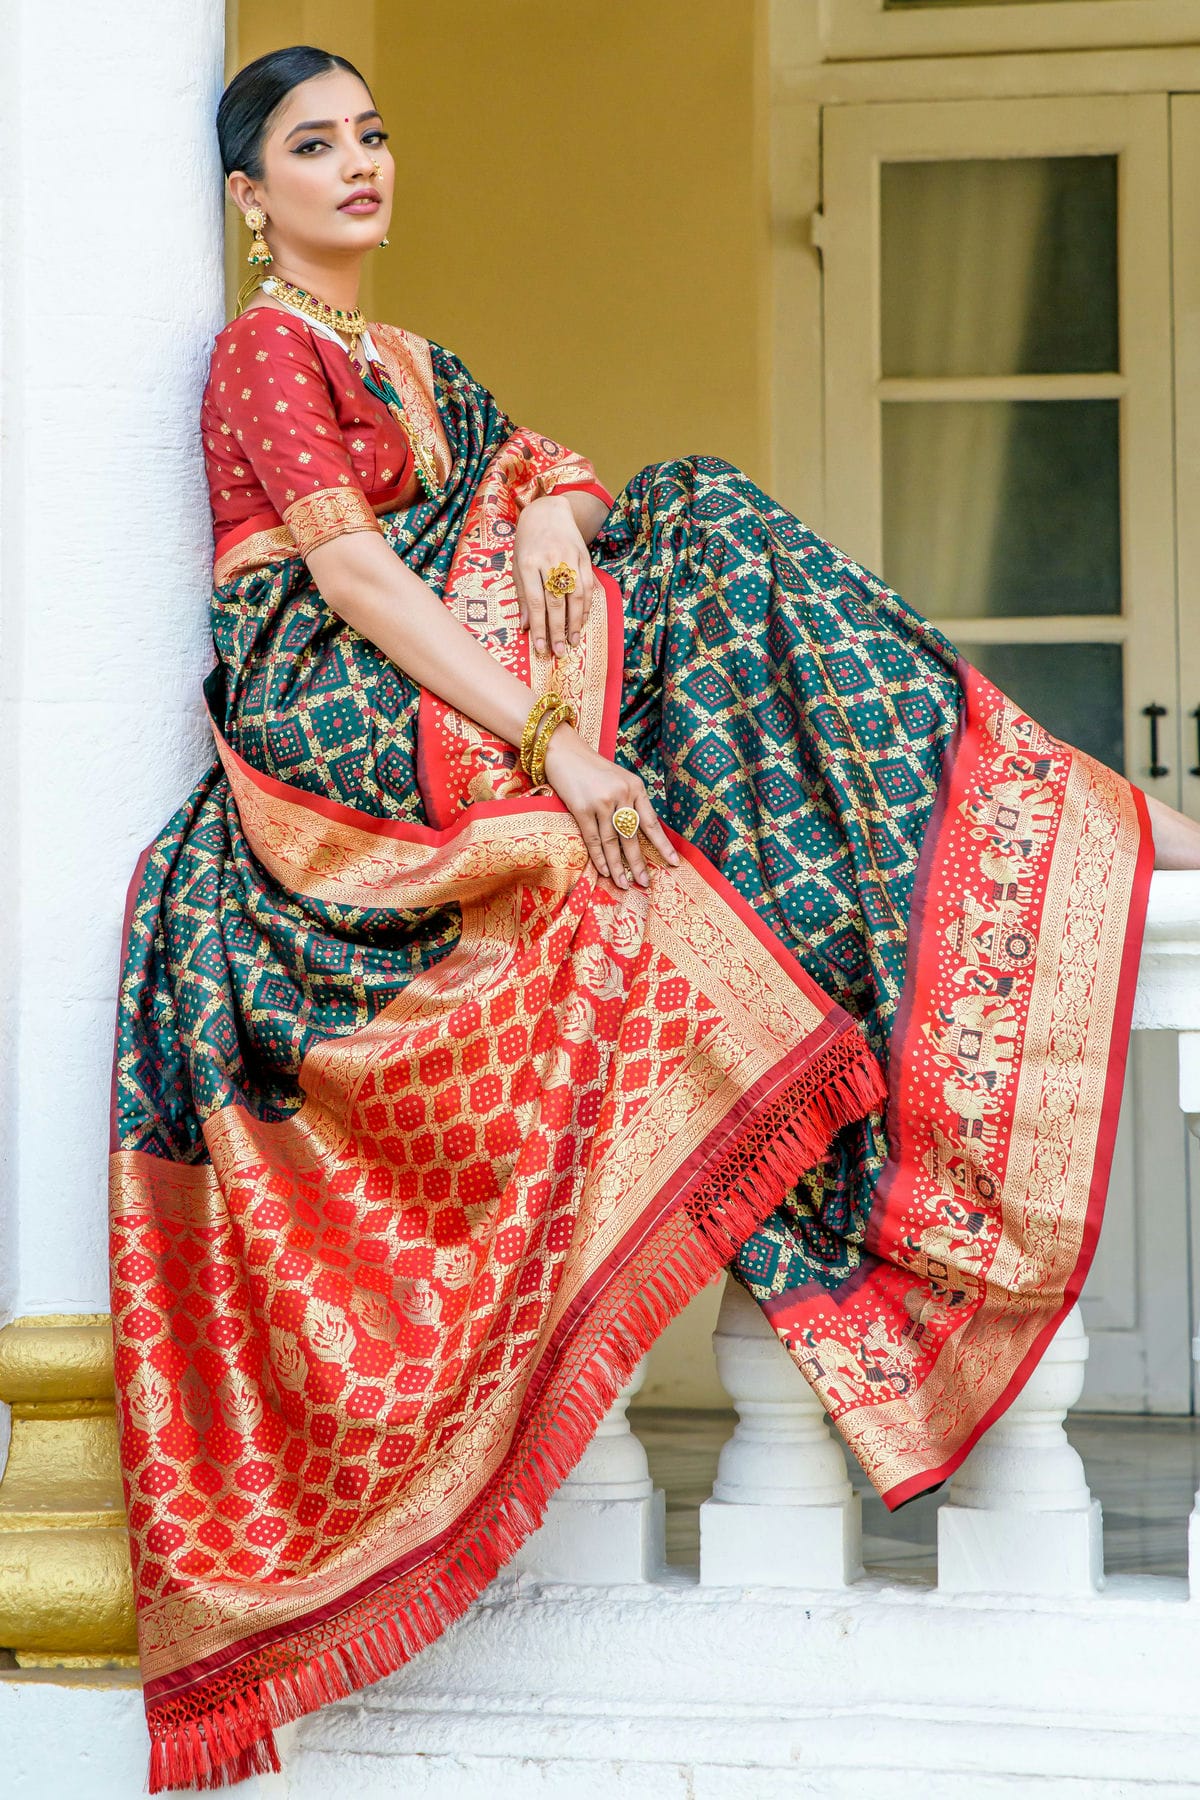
[541,726,679,889]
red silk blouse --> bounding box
[200,308,428,585]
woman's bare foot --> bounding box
[1146,794,1200,869]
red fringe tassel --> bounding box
[147,1035,886,1791]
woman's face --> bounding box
[233,68,394,265]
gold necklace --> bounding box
[260,275,367,348]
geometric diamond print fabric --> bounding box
[602,455,960,1303]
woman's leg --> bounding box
[1147,794,1200,869]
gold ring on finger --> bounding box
[612,806,640,840]
[544,561,578,600]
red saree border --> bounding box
[415,427,617,828]
[540,478,615,509]
[762,665,1153,1512]
[881,781,1152,1510]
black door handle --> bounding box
[1191,705,1200,778]
[1143,703,1169,779]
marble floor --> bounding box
[632,1406,1200,1581]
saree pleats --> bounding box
[111,339,1150,1788]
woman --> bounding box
[109,43,1200,1792]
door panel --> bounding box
[822,95,1177,799]
[1080,1034,1192,1413]
[881,397,1123,619]
[821,93,1189,1410]
[824,0,1200,62]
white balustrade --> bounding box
[699,1276,862,1586]
[936,1302,1102,1594]
[1132,872,1200,1041]
[1183,1047,1200,1600]
[1131,874,1200,1599]
[510,1356,665,1583]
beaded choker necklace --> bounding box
[260,276,367,345]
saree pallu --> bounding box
[111,335,1151,1788]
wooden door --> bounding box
[820,93,1193,1409]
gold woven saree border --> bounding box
[414,425,613,823]
[367,323,454,493]
[797,726,1150,1505]
[282,487,384,559]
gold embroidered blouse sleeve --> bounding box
[282,487,383,558]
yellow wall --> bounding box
[231,0,773,497]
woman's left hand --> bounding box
[514,495,597,657]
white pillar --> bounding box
[699,1277,863,1587]
[937,1303,1103,1595]
[511,1358,666,1583]
[0,1,226,1321]
[1179,1032,1200,1142]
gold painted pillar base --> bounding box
[0,1315,138,1667]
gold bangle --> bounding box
[528,699,576,786]
[529,701,572,786]
[527,707,566,788]
[519,691,562,777]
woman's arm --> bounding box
[559,490,610,546]
[305,530,677,888]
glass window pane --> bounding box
[882,399,1121,619]
[881,157,1118,378]
[952,642,1125,775]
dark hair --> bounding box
[216,45,374,180]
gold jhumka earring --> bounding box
[236,204,272,313]
[245,204,272,268]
